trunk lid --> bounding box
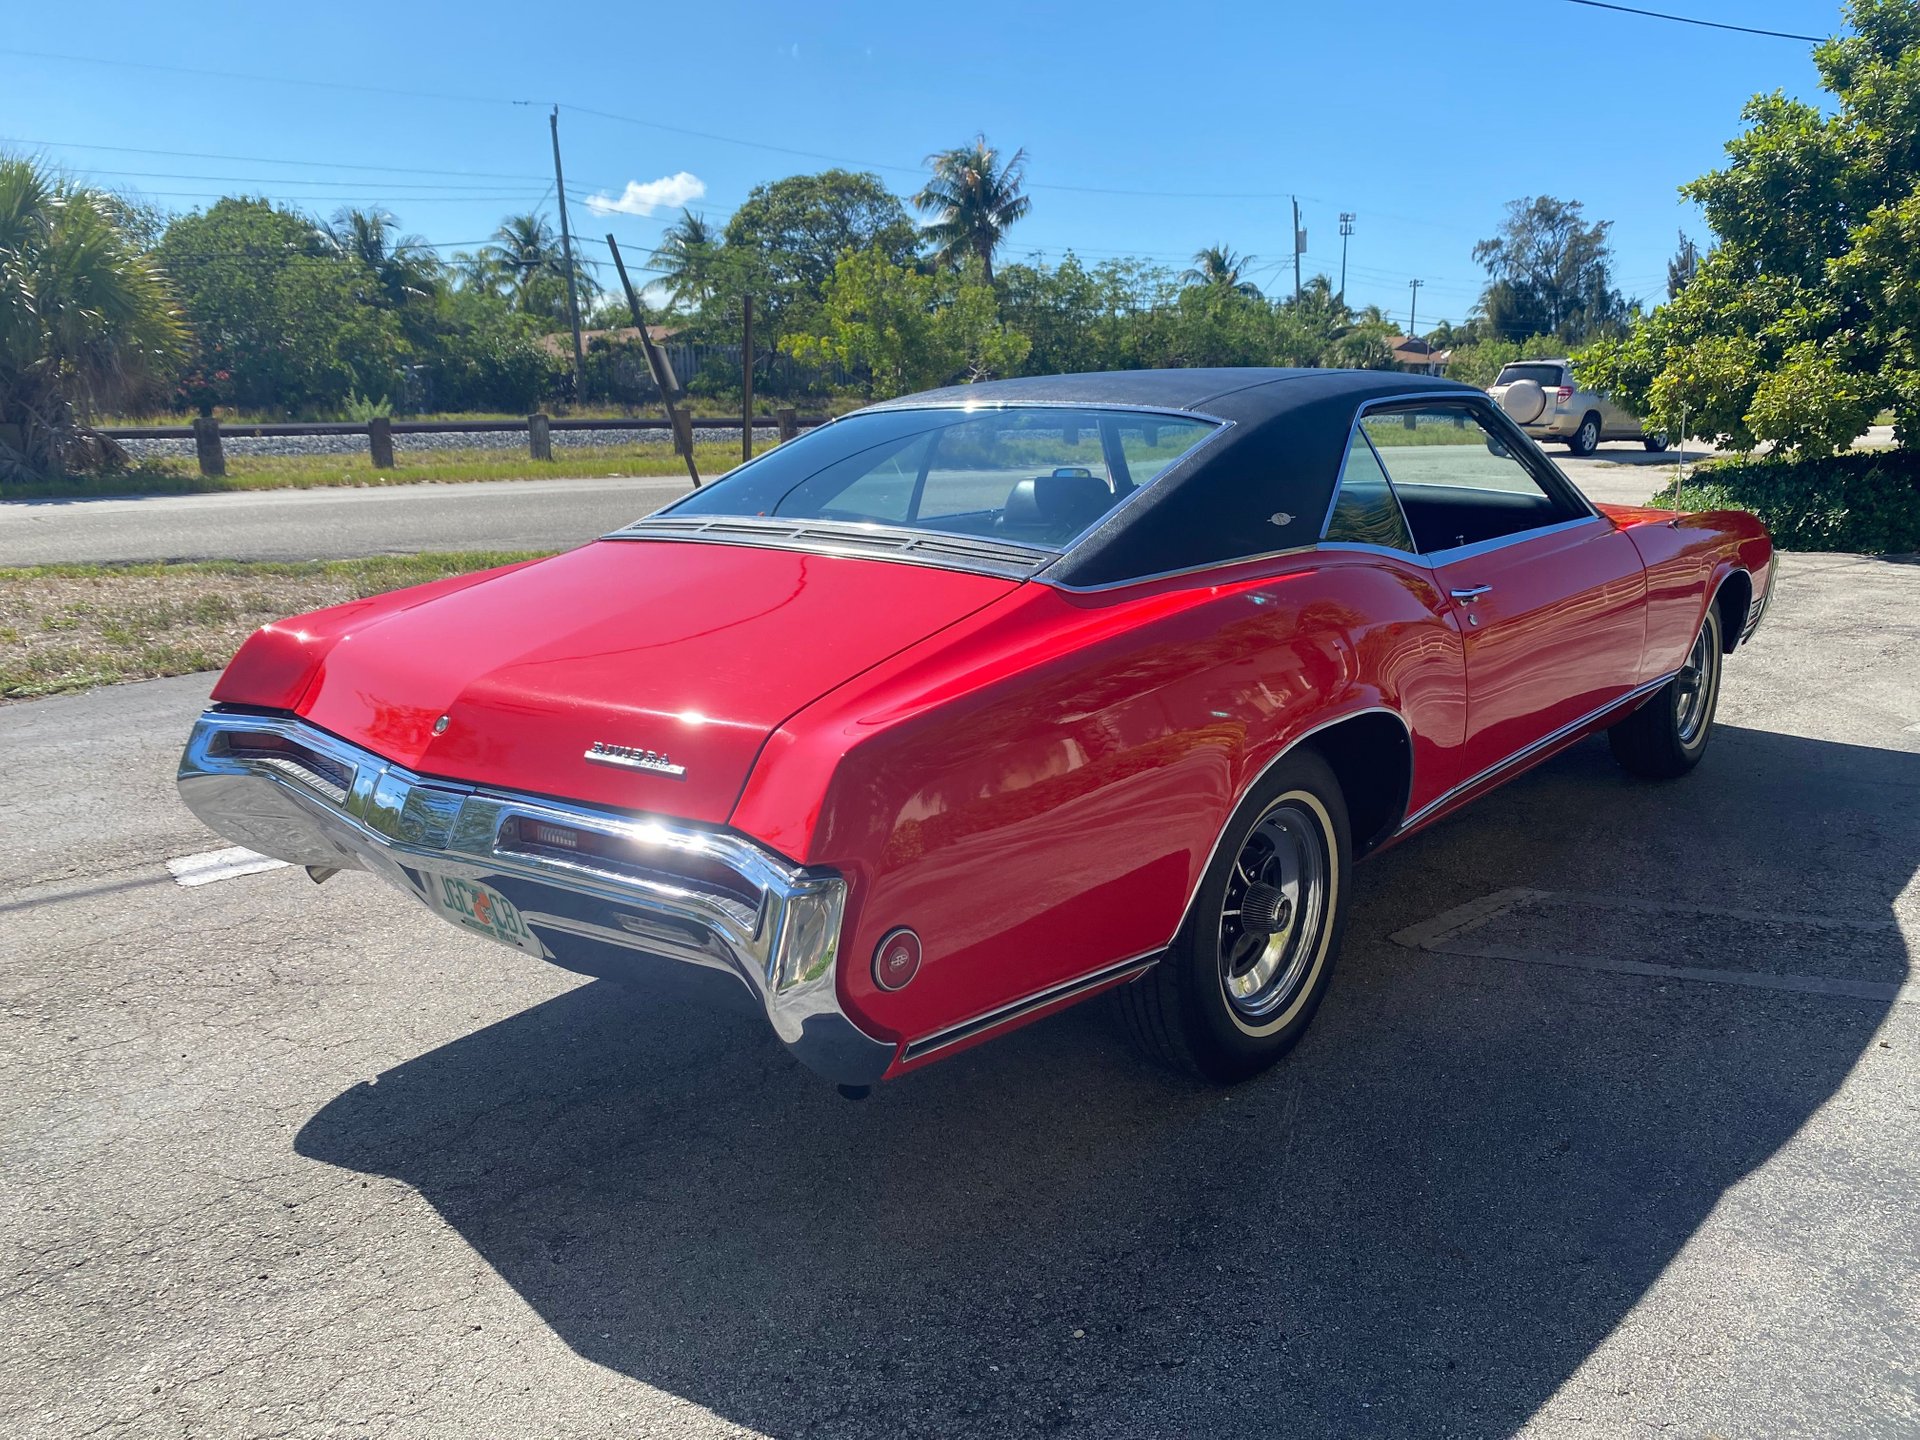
[297,540,1018,825]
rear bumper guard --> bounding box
[176,710,894,1086]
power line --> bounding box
[0,134,554,183]
[1560,0,1825,42]
[0,47,543,107]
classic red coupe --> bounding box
[179,370,1774,1091]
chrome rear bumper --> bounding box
[176,710,893,1086]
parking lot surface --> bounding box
[2,550,1915,1438]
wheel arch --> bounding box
[1173,705,1413,943]
[1710,566,1752,653]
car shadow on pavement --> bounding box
[1579,445,1714,467]
[296,725,1914,1437]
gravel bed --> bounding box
[119,425,784,462]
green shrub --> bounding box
[1658,449,1920,554]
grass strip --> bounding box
[0,551,554,701]
[1,442,754,499]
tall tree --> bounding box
[719,169,919,333]
[1471,195,1627,342]
[1580,0,1920,455]
[470,212,597,323]
[651,210,718,309]
[0,155,186,478]
[324,207,440,309]
[1181,245,1263,298]
[913,136,1031,284]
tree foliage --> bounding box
[1580,0,1920,456]
[1472,196,1628,342]
[0,154,187,479]
[913,136,1031,285]
[781,250,1028,398]
[720,170,918,333]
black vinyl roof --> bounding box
[858,369,1484,587]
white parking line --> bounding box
[166,847,290,887]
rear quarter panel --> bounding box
[730,554,1470,1056]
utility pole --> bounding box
[1408,278,1423,339]
[607,233,701,488]
[1338,213,1355,303]
[741,295,754,466]
[549,106,585,404]
[1291,196,1303,303]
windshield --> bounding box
[665,406,1220,550]
[1495,363,1565,387]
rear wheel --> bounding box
[1608,606,1723,778]
[1115,750,1351,1082]
[1643,432,1670,453]
[1567,412,1601,456]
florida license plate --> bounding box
[423,870,542,955]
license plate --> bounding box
[424,870,542,955]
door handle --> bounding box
[1449,585,1492,602]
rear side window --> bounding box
[1324,429,1414,552]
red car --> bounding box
[179,370,1774,1092]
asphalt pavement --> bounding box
[0,444,1691,566]
[2,549,1915,1438]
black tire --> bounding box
[1115,749,1351,1083]
[1643,432,1670,453]
[1567,412,1602,457]
[1608,605,1724,779]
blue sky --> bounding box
[0,0,1836,329]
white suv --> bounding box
[1488,359,1667,457]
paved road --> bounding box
[0,446,1686,566]
[2,551,1915,1438]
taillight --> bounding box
[1555,386,1574,404]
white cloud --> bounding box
[583,172,707,218]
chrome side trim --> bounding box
[1397,671,1678,833]
[177,711,893,1086]
[901,951,1162,1064]
[1740,562,1773,642]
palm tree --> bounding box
[651,210,718,309]
[913,136,1031,284]
[472,212,598,320]
[324,207,439,308]
[1181,245,1264,298]
[0,155,186,480]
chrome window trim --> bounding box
[1038,543,1319,594]
[1397,670,1678,832]
[1418,514,1607,569]
[901,950,1162,1063]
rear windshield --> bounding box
[665,406,1220,549]
[1495,363,1565,387]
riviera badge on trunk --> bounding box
[583,741,687,778]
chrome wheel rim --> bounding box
[1219,800,1329,1020]
[1674,621,1717,744]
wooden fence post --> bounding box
[528,412,552,461]
[741,295,755,466]
[191,417,226,478]
[777,407,798,444]
[367,416,395,470]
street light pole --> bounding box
[1338,213,1355,303]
